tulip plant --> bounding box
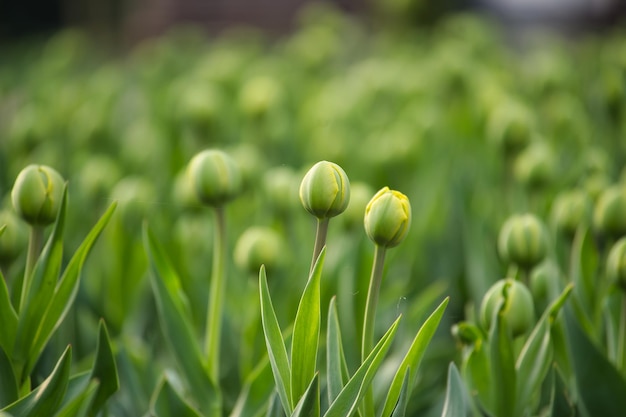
[1,7,626,417]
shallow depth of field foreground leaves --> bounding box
[1,5,626,417]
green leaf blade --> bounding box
[150,376,203,417]
[259,265,292,415]
[290,248,325,405]
[441,363,466,417]
[291,373,320,417]
[326,297,349,405]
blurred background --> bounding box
[1,0,624,44]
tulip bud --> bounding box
[593,185,626,238]
[513,142,556,190]
[264,166,300,213]
[487,102,533,155]
[188,150,243,207]
[607,237,626,291]
[234,227,286,275]
[551,190,590,237]
[364,187,411,248]
[498,214,548,270]
[299,161,350,219]
[480,278,534,338]
[11,164,65,226]
[0,210,28,264]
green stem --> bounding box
[618,293,626,375]
[310,218,329,274]
[361,244,387,417]
[205,206,227,384]
[19,226,43,312]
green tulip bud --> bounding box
[593,185,626,238]
[607,237,626,291]
[480,278,534,338]
[239,76,281,119]
[529,260,559,305]
[498,214,548,270]
[11,164,65,226]
[551,190,590,237]
[364,187,411,248]
[487,102,533,155]
[187,150,243,207]
[264,166,300,213]
[234,226,287,275]
[299,161,350,219]
[513,142,556,190]
[0,210,28,264]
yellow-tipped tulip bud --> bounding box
[299,161,350,219]
[480,278,534,338]
[607,238,626,291]
[11,164,65,226]
[188,150,243,208]
[364,187,411,248]
[498,214,548,270]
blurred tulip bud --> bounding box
[513,142,556,189]
[0,210,28,264]
[607,238,626,291]
[551,190,590,237]
[299,161,350,219]
[529,260,559,305]
[480,278,534,338]
[111,176,156,233]
[234,226,287,275]
[498,214,548,270]
[487,102,533,155]
[11,164,65,226]
[364,187,411,248]
[264,166,300,213]
[593,186,626,239]
[188,150,243,207]
[451,322,483,346]
[239,76,282,119]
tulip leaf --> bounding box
[150,376,203,417]
[144,224,221,416]
[326,297,349,405]
[87,320,119,416]
[489,307,516,417]
[324,316,400,417]
[0,269,17,360]
[259,265,292,415]
[290,247,325,405]
[549,366,576,417]
[463,338,491,411]
[0,345,18,408]
[291,373,319,417]
[564,310,626,416]
[441,363,466,417]
[2,346,72,417]
[18,199,116,381]
[53,380,99,417]
[390,368,410,417]
[381,297,449,417]
[265,393,286,417]
[570,227,597,322]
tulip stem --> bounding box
[19,226,43,312]
[205,206,227,384]
[310,218,329,273]
[361,244,387,417]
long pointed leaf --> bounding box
[381,297,449,417]
[144,224,221,416]
[441,363,466,417]
[53,380,99,417]
[87,320,119,416]
[564,309,626,416]
[259,265,292,415]
[326,297,349,405]
[2,346,72,417]
[25,201,117,379]
[150,376,203,417]
[0,345,18,407]
[291,248,325,405]
[229,357,275,417]
[390,368,410,417]
[0,269,17,359]
[489,306,516,417]
[291,373,320,417]
[324,316,401,417]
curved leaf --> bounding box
[291,374,319,417]
[150,376,203,417]
[326,297,349,405]
[441,363,466,417]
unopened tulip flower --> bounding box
[480,278,534,338]
[498,214,547,270]
[188,150,243,208]
[12,164,65,226]
[607,238,626,291]
[364,187,411,248]
[299,160,350,220]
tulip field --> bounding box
[1,5,626,417]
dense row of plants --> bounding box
[1,5,626,416]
